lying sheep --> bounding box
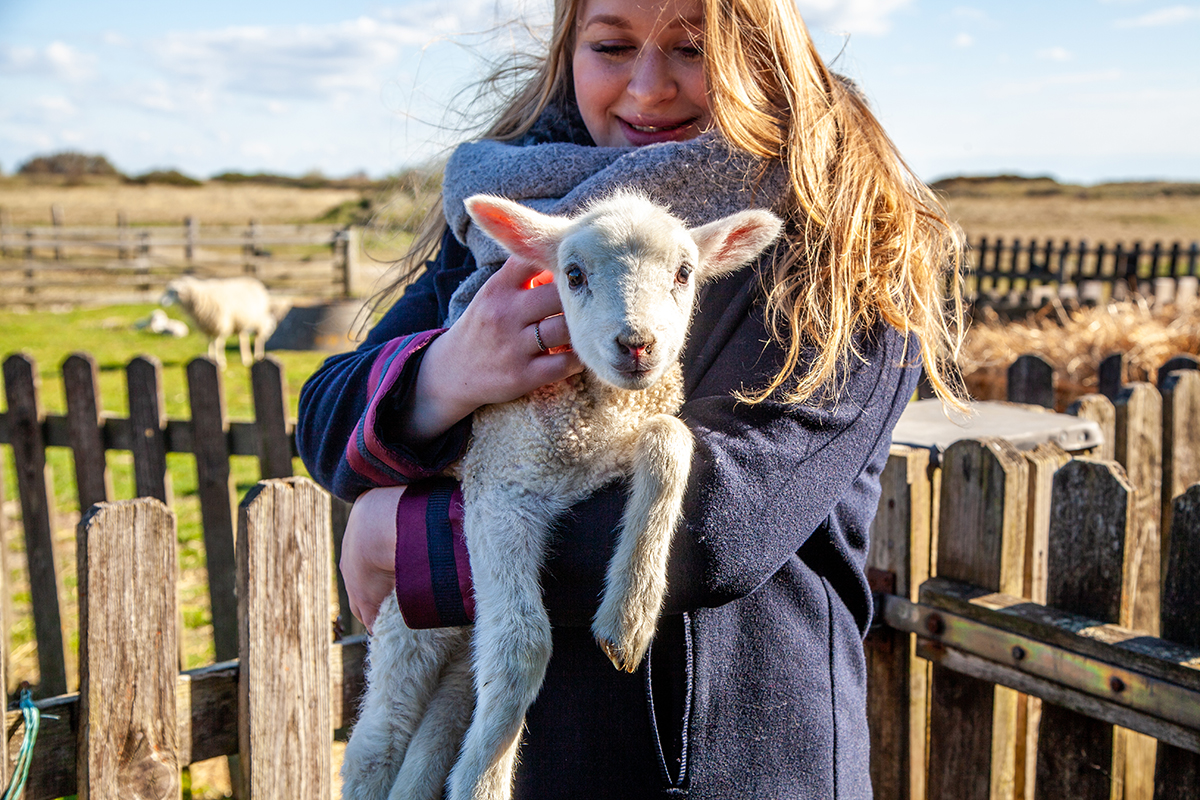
[134,308,190,338]
[341,191,782,800]
[160,276,277,368]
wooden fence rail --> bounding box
[0,221,364,305]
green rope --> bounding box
[2,689,40,800]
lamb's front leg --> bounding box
[447,502,556,800]
[593,414,694,672]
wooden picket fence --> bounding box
[965,236,1200,311]
[2,348,1200,796]
[866,365,1200,799]
[0,480,363,798]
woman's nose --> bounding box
[626,48,677,105]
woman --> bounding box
[297,0,964,796]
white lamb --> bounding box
[160,276,278,368]
[341,191,782,800]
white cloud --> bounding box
[1115,5,1200,26]
[954,33,975,48]
[795,0,915,36]
[0,41,94,81]
[149,16,455,99]
[1038,46,1073,61]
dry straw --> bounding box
[960,298,1200,410]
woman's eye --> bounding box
[590,42,635,57]
[566,266,587,289]
[675,42,703,61]
[675,265,691,285]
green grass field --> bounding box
[1,302,341,687]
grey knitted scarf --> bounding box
[441,110,789,322]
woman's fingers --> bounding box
[341,486,405,633]
[531,313,571,352]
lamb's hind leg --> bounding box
[342,593,469,800]
[593,414,694,672]
[447,503,556,800]
[389,635,475,800]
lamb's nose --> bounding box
[617,333,654,360]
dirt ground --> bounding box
[0,181,368,226]
[941,193,1200,247]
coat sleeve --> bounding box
[295,231,476,501]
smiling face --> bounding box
[572,0,711,148]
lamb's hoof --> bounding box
[596,637,637,673]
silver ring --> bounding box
[533,320,549,352]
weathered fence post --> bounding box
[1067,394,1116,461]
[866,445,934,800]
[330,497,366,638]
[118,211,129,260]
[63,353,113,511]
[186,357,239,663]
[77,498,180,799]
[339,227,363,298]
[2,353,69,697]
[251,356,294,480]
[51,204,63,261]
[1017,442,1071,799]
[1099,354,1124,401]
[185,216,197,263]
[1113,383,1162,800]
[1160,369,1200,559]
[1155,485,1200,797]
[926,438,1028,800]
[1032,458,1134,799]
[127,355,173,505]
[0,205,10,257]
[237,477,332,799]
[1007,354,1054,409]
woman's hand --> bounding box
[400,253,584,442]
[341,486,406,633]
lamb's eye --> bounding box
[566,265,586,290]
[675,265,691,285]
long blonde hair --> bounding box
[383,0,966,407]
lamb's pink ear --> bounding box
[464,194,570,262]
[690,210,784,280]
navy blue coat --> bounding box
[298,222,920,798]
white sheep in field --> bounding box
[134,308,190,338]
[160,276,277,368]
[341,191,782,800]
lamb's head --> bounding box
[465,191,782,390]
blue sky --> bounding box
[2,0,1198,184]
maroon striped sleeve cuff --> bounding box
[345,329,446,485]
[394,478,475,629]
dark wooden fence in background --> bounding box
[965,236,1200,311]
